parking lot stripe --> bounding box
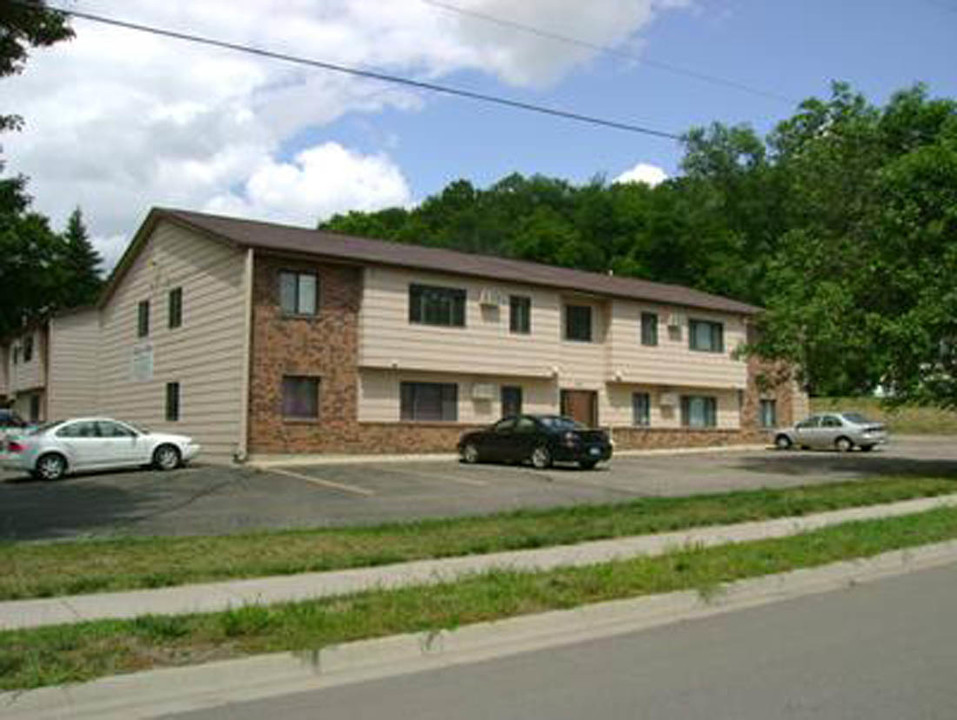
[443,475,490,487]
[262,467,375,497]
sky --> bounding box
[3,0,956,271]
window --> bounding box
[759,399,777,428]
[515,416,537,433]
[165,382,180,422]
[501,385,523,417]
[97,420,136,438]
[22,335,33,363]
[57,420,98,438]
[12,346,18,365]
[282,376,319,420]
[509,295,531,334]
[632,392,651,426]
[279,271,318,316]
[493,417,517,433]
[796,416,821,429]
[565,305,592,342]
[168,287,183,329]
[400,382,458,421]
[640,313,658,346]
[689,319,724,352]
[138,300,150,338]
[681,395,717,428]
[821,415,843,428]
[409,284,466,327]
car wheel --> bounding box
[460,443,480,464]
[578,460,598,470]
[530,445,552,469]
[774,434,793,450]
[153,444,181,471]
[834,436,853,453]
[860,444,875,452]
[35,453,67,481]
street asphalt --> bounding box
[0,435,954,540]
[163,558,957,720]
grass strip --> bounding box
[810,397,957,434]
[1,475,955,601]
[2,506,956,691]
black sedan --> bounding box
[458,414,613,470]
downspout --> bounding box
[236,247,255,462]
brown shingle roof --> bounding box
[158,208,761,316]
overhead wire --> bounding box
[26,1,682,140]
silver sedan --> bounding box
[1,417,201,480]
[772,412,888,452]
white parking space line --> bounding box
[442,475,490,487]
[261,467,375,497]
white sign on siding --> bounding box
[132,344,154,382]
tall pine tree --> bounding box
[60,207,102,308]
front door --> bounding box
[560,390,598,427]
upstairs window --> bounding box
[565,305,592,342]
[640,312,658,346]
[509,295,531,334]
[138,300,150,338]
[409,284,466,327]
[689,319,724,353]
[280,271,318,316]
[22,335,33,363]
[168,287,183,329]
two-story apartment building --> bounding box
[26,207,806,461]
[1,324,48,423]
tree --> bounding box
[61,207,103,307]
[0,0,74,133]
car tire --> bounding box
[834,436,853,453]
[34,453,67,481]
[153,444,181,471]
[460,443,480,464]
[578,460,598,470]
[860,444,875,452]
[774,434,793,450]
[530,445,552,469]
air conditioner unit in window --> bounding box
[478,288,505,306]
[471,383,495,400]
[659,392,679,407]
[666,313,685,328]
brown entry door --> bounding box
[560,390,597,428]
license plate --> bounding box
[589,447,600,456]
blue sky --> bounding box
[3,0,955,267]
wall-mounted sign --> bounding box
[132,344,154,382]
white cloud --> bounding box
[0,0,690,270]
[204,142,413,224]
[614,162,668,187]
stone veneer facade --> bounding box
[247,252,805,455]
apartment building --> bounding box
[1,324,48,423]
[14,207,806,460]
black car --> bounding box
[458,414,613,470]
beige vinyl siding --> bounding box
[48,310,100,419]
[558,296,610,390]
[608,301,748,389]
[360,267,562,379]
[358,369,557,424]
[97,220,246,460]
[604,384,741,429]
[8,329,46,393]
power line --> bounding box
[29,1,681,140]
[422,0,798,106]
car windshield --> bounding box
[538,416,585,431]
[841,413,873,425]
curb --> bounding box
[4,540,957,720]
[2,493,956,631]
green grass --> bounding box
[1,476,955,601]
[2,506,956,691]
[810,397,957,434]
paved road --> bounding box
[165,561,957,720]
[1,436,954,540]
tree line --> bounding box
[323,83,957,408]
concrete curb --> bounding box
[245,443,770,467]
[4,539,957,720]
[2,493,956,631]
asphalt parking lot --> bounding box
[1,436,955,541]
